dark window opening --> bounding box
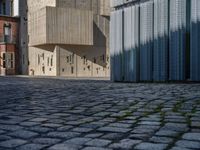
[94,57,96,63]
[3,53,6,68]
[83,56,87,65]
[66,56,69,63]
[11,0,14,16]
[2,1,6,15]
[102,55,105,63]
[4,24,11,43]
[47,57,49,66]
[11,61,13,68]
[42,66,45,74]
[10,53,13,68]
[51,56,53,66]
[38,55,40,65]
[88,65,90,71]
[71,53,74,64]
[71,67,74,74]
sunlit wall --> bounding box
[110,0,197,82]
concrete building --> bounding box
[110,0,199,82]
[28,0,110,77]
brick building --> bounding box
[0,10,19,75]
[0,0,27,75]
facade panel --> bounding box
[111,0,199,82]
[190,0,200,81]
[153,0,169,81]
[140,1,153,81]
[169,0,187,81]
[124,5,139,82]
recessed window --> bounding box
[2,53,6,68]
[47,57,50,66]
[67,53,75,64]
[38,55,40,65]
[94,57,96,63]
[71,53,74,64]
[66,56,69,63]
[2,1,6,15]
[71,67,74,74]
[10,53,14,68]
[4,24,11,43]
[102,55,105,63]
[42,66,45,74]
[88,65,90,71]
[51,56,53,66]
[2,52,14,69]
[11,0,14,16]
[83,56,87,65]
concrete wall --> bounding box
[56,0,110,16]
[28,46,58,76]
[27,0,56,13]
[28,0,110,78]
[29,7,93,46]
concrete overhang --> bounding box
[28,6,93,47]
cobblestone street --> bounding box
[0,77,200,150]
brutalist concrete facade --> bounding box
[28,0,110,77]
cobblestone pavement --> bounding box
[0,77,200,150]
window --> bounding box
[38,55,40,65]
[51,56,53,66]
[66,56,69,63]
[2,53,6,68]
[94,57,96,63]
[42,53,44,60]
[2,1,6,15]
[71,53,74,64]
[83,56,87,65]
[4,24,11,43]
[88,65,90,71]
[47,57,49,66]
[11,1,13,15]
[69,55,72,62]
[10,53,14,68]
[42,66,45,74]
[2,52,14,69]
[71,67,74,74]
[102,55,105,63]
[67,53,75,64]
